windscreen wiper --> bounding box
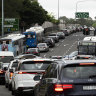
[89,75,96,78]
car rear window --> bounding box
[61,65,96,79]
[19,61,52,70]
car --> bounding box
[34,60,96,96]
[63,51,78,60]
[14,54,39,59]
[43,38,55,47]
[37,43,49,52]
[47,33,59,43]
[56,32,65,39]
[26,48,40,56]
[50,55,63,60]
[75,55,95,60]
[11,58,54,96]
[5,59,19,90]
[61,29,70,36]
[0,62,7,84]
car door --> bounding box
[38,64,57,96]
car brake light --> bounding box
[0,70,4,73]
[26,52,30,54]
[54,84,73,92]
[10,72,13,79]
[80,63,95,65]
[18,71,44,74]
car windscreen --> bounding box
[38,44,45,47]
[28,49,37,52]
[78,45,95,55]
[0,56,14,63]
[61,65,96,79]
[19,61,52,70]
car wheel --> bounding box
[5,82,8,88]
[14,90,22,96]
[8,84,12,91]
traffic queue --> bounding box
[1,26,96,96]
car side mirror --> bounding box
[34,75,41,81]
[4,67,8,71]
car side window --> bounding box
[43,64,57,78]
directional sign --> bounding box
[75,12,89,18]
[0,18,19,32]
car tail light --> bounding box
[0,70,4,73]
[18,71,45,74]
[80,63,95,65]
[10,72,13,79]
[33,52,38,54]
[26,52,30,54]
[54,84,73,92]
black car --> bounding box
[43,38,55,47]
[34,60,96,96]
[0,62,7,84]
[57,32,65,39]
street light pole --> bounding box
[2,0,4,37]
[58,0,59,20]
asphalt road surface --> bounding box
[0,31,94,96]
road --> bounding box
[0,31,94,96]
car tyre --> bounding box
[14,90,22,96]
[5,82,8,88]
[8,84,12,91]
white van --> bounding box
[0,51,14,68]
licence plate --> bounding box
[83,86,96,90]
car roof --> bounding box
[0,51,14,56]
[64,60,96,65]
[19,58,54,63]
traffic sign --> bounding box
[75,12,89,18]
[0,18,19,32]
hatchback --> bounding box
[34,60,96,96]
[37,43,49,52]
[26,48,40,56]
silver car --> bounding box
[37,43,49,52]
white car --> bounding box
[5,59,19,90]
[37,43,49,52]
[11,58,54,96]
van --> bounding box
[0,51,14,68]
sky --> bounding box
[38,0,96,20]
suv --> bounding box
[5,59,19,90]
[34,60,96,96]
[47,33,59,43]
[11,58,54,96]
[43,38,55,47]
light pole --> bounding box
[2,0,4,37]
[58,0,59,20]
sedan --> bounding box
[37,43,49,52]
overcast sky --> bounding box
[38,0,96,20]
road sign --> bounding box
[75,12,89,18]
[0,18,19,32]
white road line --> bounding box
[64,44,69,46]
[44,54,46,58]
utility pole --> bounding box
[2,0,4,37]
